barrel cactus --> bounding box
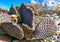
[33,17,58,39]
[1,22,24,40]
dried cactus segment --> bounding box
[33,17,58,39]
[21,24,33,40]
[0,14,11,23]
[1,22,24,40]
[20,3,39,28]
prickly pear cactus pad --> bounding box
[20,4,33,28]
[33,17,58,39]
[20,3,39,28]
[0,14,11,23]
[1,22,24,40]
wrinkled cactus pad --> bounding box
[1,22,24,40]
[0,14,11,23]
[33,17,57,39]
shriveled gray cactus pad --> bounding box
[0,14,11,23]
[33,17,57,39]
[1,22,24,40]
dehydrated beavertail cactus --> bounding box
[1,22,24,40]
[20,2,39,28]
[33,17,58,39]
[0,14,11,23]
